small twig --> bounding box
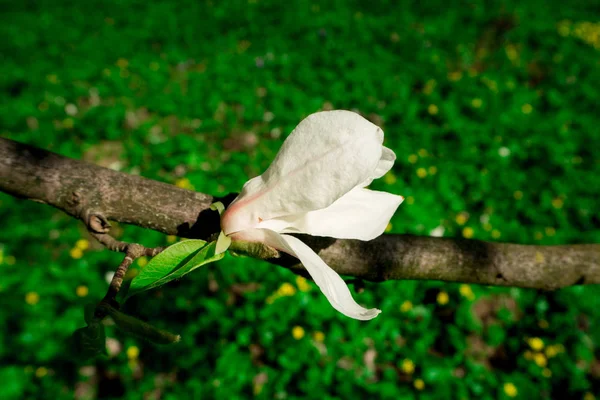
[90,231,164,257]
[98,241,165,306]
[85,213,166,313]
[100,252,134,307]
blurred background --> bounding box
[1,0,599,399]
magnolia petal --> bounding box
[360,146,396,188]
[231,228,381,320]
[258,188,404,240]
[280,235,381,320]
[222,110,385,235]
[215,231,232,255]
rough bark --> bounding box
[1,137,598,290]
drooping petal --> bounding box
[231,228,381,320]
[257,188,404,240]
[222,110,387,235]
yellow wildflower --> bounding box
[533,352,547,367]
[295,276,311,292]
[459,284,475,301]
[455,212,469,225]
[35,367,48,378]
[76,286,89,297]
[527,337,544,351]
[26,292,40,305]
[277,282,296,296]
[116,58,129,68]
[70,247,83,259]
[437,291,449,305]
[462,227,474,238]
[551,198,564,209]
[545,345,561,358]
[504,382,518,397]
[384,172,397,185]
[401,359,415,374]
[127,346,140,360]
[414,379,425,390]
[75,239,89,250]
[400,301,413,313]
[292,326,305,340]
[167,235,177,243]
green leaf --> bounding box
[127,239,224,298]
[164,240,224,278]
[127,239,207,296]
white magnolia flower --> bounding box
[221,110,403,320]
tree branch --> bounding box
[1,137,598,290]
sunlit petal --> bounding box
[258,188,403,240]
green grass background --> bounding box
[1,0,599,399]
